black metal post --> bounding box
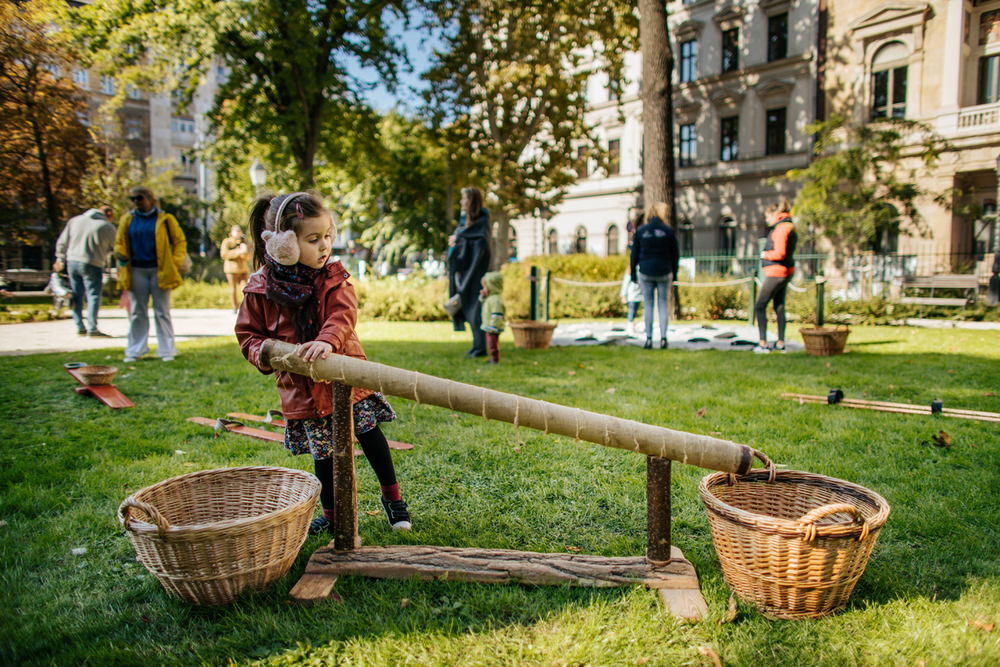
[530,266,539,320]
[544,270,551,321]
[816,276,826,327]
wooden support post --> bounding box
[331,382,358,552]
[646,456,672,565]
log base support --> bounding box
[289,544,707,620]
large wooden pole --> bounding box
[260,340,759,475]
[646,457,671,564]
[331,382,358,552]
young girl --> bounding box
[235,191,411,535]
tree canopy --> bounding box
[781,116,949,252]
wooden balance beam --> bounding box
[261,339,767,620]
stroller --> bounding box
[48,270,73,311]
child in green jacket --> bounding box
[479,271,505,364]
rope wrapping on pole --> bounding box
[260,339,758,475]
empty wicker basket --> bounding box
[77,365,118,386]
[799,325,850,357]
[509,320,557,349]
[699,454,890,619]
[117,466,321,606]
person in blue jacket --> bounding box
[630,201,679,349]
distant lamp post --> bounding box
[990,155,1000,305]
[249,159,267,194]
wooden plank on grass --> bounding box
[64,366,134,409]
[187,417,364,454]
[226,412,416,450]
[288,574,338,606]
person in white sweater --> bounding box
[54,206,116,337]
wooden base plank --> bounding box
[226,412,416,450]
[302,545,700,590]
[288,574,338,606]
[64,367,134,409]
[187,417,372,454]
[659,588,708,621]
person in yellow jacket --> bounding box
[114,185,186,362]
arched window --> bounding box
[606,225,619,255]
[575,227,588,254]
[871,41,908,119]
[719,217,737,255]
[680,218,694,255]
[508,226,517,260]
[548,229,559,255]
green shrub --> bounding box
[172,279,231,309]
[355,275,450,322]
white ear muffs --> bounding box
[261,229,300,266]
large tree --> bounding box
[781,115,949,252]
[68,0,407,190]
[424,0,637,268]
[0,0,91,243]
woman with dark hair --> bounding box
[114,185,186,362]
[754,199,797,353]
[447,187,492,358]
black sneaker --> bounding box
[380,497,412,530]
[88,330,112,338]
[308,516,333,536]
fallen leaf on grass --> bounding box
[514,446,521,453]
[365,510,381,516]
[799,397,805,405]
[947,369,957,374]
[330,593,343,604]
[984,393,996,397]
[174,450,186,455]
[568,371,576,375]
[710,431,722,435]
[71,547,87,556]
[0,520,6,528]
[696,407,706,419]
[636,659,650,665]
[565,546,582,553]
[533,361,538,365]
[450,414,459,418]
[826,362,832,367]
[606,387,616,394]
[400,598,410,609]
[719,595,738,624]
[932,431,952,449]
[970,620,995,632]
[424,360,431,365]
[140,615,153,623]
[579,363,587,368]
[183,462,195,467]
[697,646,722,667]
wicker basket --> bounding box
[699,453,890,619]
[509,320,557,349]
[117,466,321,606]
[799,325,850,357]
[77,365,118,386]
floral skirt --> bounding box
[283,392,396,460]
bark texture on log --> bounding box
[261,339,758,475]
[646,456,672,564]
[331,382,358,551]
[304,545,700,590]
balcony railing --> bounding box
[956,101,1000,131]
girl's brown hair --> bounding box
[462,186,484,223]
[248,191,327,269]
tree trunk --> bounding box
[492,207,510,271]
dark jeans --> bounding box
[755,275,792,342]
[626,301,641,322]
[469,301,486,355]
[67,261,104,333]
[486,332,500,362]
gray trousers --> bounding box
[125,267,176,359]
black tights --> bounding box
[755,275,792,343]
[314,425,397,510]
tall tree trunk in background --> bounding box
[492,208,510,271]
[639,0,682,317]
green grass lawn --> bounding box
[2,322,999,666]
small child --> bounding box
[479,271,505,364]
[236,191,411,535]
[619,270,642,337]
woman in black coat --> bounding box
[448,187,492,358]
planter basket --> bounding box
[117,466,321,606]
[699,453,890,619]
[77,365,118,386]
[509,320,557,349]
[799,325,850,357]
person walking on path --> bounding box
[447,186,492,358]
[754,199,797,354]
[479,270,506,364]
[236,191,411,534]
[114,185,186,362]
[630,202,679,349]
[219,224,252,312]
[54,205,117,337]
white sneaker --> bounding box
[161,356,175,362]
[752,345,771,354]
[123,356,137,363]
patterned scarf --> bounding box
[264,254,323,342]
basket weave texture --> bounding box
[700,462,890,619]
[799,326,850,357]
[117,466,321,606]
[77,365,118,386]
[509,320,557,349]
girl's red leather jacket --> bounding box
[235,260,374,419]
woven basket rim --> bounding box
[508,320,557,329]
[699,469,891,539]
[117,466,320,539]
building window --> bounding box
[576,145,591,177]
[679,123,697,167]
[100,75,115,95]
[73,70,88,89]
[126,85,140,100]
[126,118,142,140]
[719,218,737,255]
[980,9,1000,44]
[172,117,196,133]
[575,227,588,254]
[979,55,1000,104]
[217,65,229,84]
[548,229,559,255]
[767,13,788,62]
[606,225,619,256]
[680,40,698,83]
[680,219,694,255]
[607,139,620,175]
[721,28,739,73]
[765,108,786,156]
[509,227,517,260]
[871,42,908,119]
[720,116,739,162]
[76,111,90,127]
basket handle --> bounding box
[121,498,171,538]
[797,503,871,542]
[728,448,776,485]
